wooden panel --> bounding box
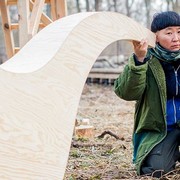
[0,0,15,58]
[17,0,30,48]
[0,12,155,179]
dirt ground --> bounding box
[64,84,180,180]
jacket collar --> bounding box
[148,58,167,114]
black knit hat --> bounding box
[151,11,180,32]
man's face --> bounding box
[156,26,180,51]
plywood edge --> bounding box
[0,12,155,74]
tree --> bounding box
[172,0,180,12]
[76,0,81,12]
[112,0,118,12]
[125,0,134,17]
[144,0,151,28]
[95,0,102,11]
[85,0,90,11]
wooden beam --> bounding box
[7,0,51,5]
[0,0,15,58]
[17,0,30,48]
[11,23,19,30]
[39,22,46,28]
[14,47,20,53]
[29,0,53,26]
[7,0,17,5]
[28,0,45,38]
[40,12,53,25]
[56,0,67,19]
[88,68,123,79]
[50,0,57,20]
[11,23,46,30]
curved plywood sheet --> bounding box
[0,12,155,179]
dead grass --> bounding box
[64,84,180,180]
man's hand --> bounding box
[132,39,148,62]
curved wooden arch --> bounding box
[0,12,155,179]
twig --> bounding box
[97,130,124,140]
[71,141,113,148]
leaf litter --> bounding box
[64,84,180,180]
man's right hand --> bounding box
[132,39,148,62]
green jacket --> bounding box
[114,55,167,174]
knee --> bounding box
[141,165,164,178]
[140,162,175,178]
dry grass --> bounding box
[64,84,180,180]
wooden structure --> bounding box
[88,67,124,84]
[0,0,67,59]
[0,12,155,179]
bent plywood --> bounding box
[0,12,155,179]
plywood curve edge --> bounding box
[0,12,155,179]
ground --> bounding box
[64,84,180,180]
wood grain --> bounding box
[0,12,155,179]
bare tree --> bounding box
[165,0,180,12]
[95,0,102,11]
[106,0,117,11]
[113,0,118,12]
[125,0,135,17]
[85,0,90,11]
[144,0,151,28]
[166,0,171,10]
[172,0,180,12]
[76,0,81,12]
[106,0,111,10]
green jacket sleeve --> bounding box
[114,55,148,101]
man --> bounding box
[114,11,180,177]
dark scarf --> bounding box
[148,43,180,63]
[149,44,180,98]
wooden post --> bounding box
[50,0,57,20]
[56,0,67,19]
[0,0,14,58]
[0,0,67,58]
[29,0,53,26]
[28,0,46,38]
[17,0,30,48]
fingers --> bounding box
[133,39,148,49]
[140,39,148,48]
[133,39,148,62]
[132,40,140,47]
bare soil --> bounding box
[64,84,180,180]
